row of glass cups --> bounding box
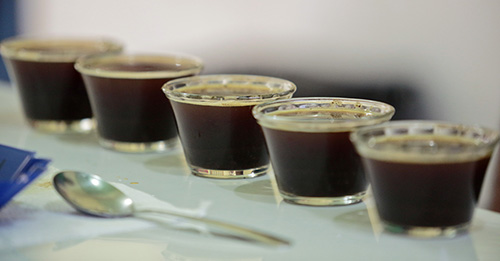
[1,36,498,238]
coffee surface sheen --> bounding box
[171,85,279,106]
[361,134,488,163]
[177,84,275,96]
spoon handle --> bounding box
[138,208,290,247]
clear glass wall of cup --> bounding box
[350,121,500,237]
[162,75,297,179]
[75,53,203,153]
[253,97,395,206]
[0,37,122,133]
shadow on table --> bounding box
[232,179,277,204]
[55,131,100,148]
[142,152,190,177]
[204,177,278,205]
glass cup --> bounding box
[75,53,203,153]
[0,37,122,133]
[253,97,395,206]
[350,120,500,237]
[162,74,297,179]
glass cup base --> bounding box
[280,191,366,206]
[98,137,178,153]
[28,118,94,134]
[189,165,268,179]
[383,221,470,238]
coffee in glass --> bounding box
[163,75,296,178]
[0,37,122,133]
[351,121,500,237]
[253,97,395,205]
[76,53,203,152]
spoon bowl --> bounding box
[53,171,290,247]
[53,171,134,217]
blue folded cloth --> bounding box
[0,144,51,209]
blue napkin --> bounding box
[0,144,51,209]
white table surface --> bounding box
[0,81,499,261]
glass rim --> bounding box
[350,120,500,163]
[74,52,204,79]
[162,74,297,105]
[0,36,123,62]
[252,97,395,132]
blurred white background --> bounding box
[17,0,500,128]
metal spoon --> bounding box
[52,171,290,247]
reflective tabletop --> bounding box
[0,82,499,261]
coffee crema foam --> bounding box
[171,85,283,107]
[360,135,491,164]
[266,108,371,120]
[257,108,384,133]
[92,62,181,73]
[2,41,118,62]
[177,85,275,95]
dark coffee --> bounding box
[164,76,296,178]
[81,62,187,142]
[253,97,394,204]
[1,39,122,127]
[6,59,91,121]
[361,136,491,227]
[170,100,268,170]
[262,128,365,197]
